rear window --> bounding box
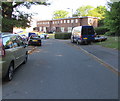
[30,36,40,39]
[82,26,95,35]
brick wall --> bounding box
[37,16,98,33]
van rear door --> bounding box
[82,26,95,41]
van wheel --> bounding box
[71,38,74,43]
[77,41,79,45]
[23,54,28,64]
[6,62,14,81]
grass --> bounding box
[93,36,120,50]
[48,34,55,39]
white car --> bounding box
[40,34,49,39]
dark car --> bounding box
[28,35,42,46]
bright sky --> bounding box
[19,0,108,27]
[30,0,108,21]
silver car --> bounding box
[0,33,28,81]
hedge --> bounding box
[94,27,109,35]
[55,32,72,39]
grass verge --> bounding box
[93,36,120,50]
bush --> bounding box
[55,32,72,39]
[94,27,109,35]
[104,31,116,36]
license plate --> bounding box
[33,40,38,42]
[83,38,87,39]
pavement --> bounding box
[63,39,119,74]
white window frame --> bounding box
[75,19,78,23]
[61,27,65,32]
[68,27,72,32]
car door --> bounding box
[16,36,26,65]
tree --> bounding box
[53,10,69,19]
[91,6,107,19]
[104,2,120,36]
[75,5,94,17]
[74,5,107,19]
[2,1,49,32]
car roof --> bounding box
[0,32,18,38]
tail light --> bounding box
[0,38,5,57]
[80,35,82,38]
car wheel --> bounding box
[39,43,42,46]
[6,62,14,81]
[23,53,28,64]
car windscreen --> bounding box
[82,26,95,35]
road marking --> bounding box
[66,42,119,76]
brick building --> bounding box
[36,16,98,33]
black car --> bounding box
[28,35,42,46]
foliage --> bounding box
[91,6,107,19]
[94,27,109,35]
[53,10,69,19]
[104,31,116,36]
[2,1,48,32]
[74,5,107,19]
[104,2,120,36]
[55,32,71,39]
[75,5,93,17]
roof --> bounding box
[37,16,98,22]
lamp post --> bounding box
[67,8,73,17]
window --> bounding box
[3,37,13,49]
[61,20,63,23]
[68,27,72,32]
[67,20,70,23]
[64,20,66,23]
[61,27,65,32]
[75,19,78,23]
[39,27,42,31]
[16,36,24,46]
[71,19,74,23]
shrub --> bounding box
[94,27,109,35]
[104,31,116,36]
[55,32,72,39]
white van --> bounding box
[71,26,95,44]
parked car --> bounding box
[94,35,107,42]
[0,32,28,81]
[71,26,95,44]
[28,35,42,46]
[40,33,49,39]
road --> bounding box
[2,39,118,99]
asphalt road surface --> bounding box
[2,39,118,99]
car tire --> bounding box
[6,62,14,81]
[23,53,28,64]
[39,43,42,46]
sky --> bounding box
[19,0,108,27]
[31,0,108,20]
